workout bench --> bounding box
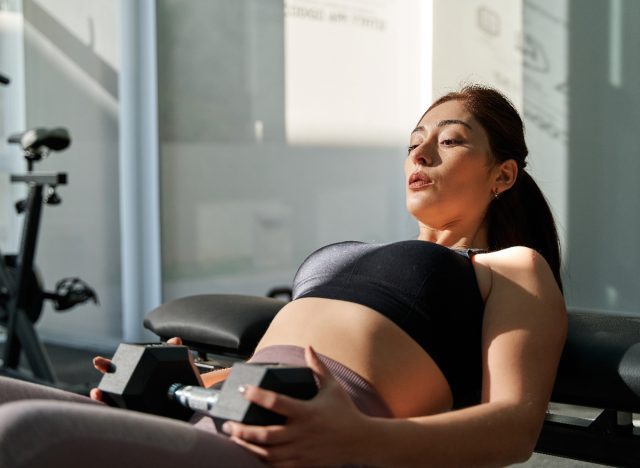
[145,294,640,467]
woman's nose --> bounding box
[412,144,433,166]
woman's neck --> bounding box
[416,220,489,250]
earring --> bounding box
[492,188,500,199]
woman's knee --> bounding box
[0,400,266,468]
[0,376,97,405]
[0,400,59,468]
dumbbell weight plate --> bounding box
[211,363,318,431]
[99,343,201,421]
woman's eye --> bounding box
[407,144,419,154]
[440,139,462,146]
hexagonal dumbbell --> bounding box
[99,343,318,428]
[169,362,318,431]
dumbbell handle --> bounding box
[168,384,221,416]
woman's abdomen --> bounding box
[255,297,453,417]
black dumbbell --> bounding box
[98,343,318,430]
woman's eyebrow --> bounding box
[437,119,473,130]
[411,119,473,135]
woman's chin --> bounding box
[406,194,435,212]
[406,202,437,221]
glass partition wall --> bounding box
[157,0,640,314]
[1,0,121,349]
[156,0,428,300]
[2,0,638,348]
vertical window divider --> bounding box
[118,0,162,341]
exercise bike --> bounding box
[0,124,98,389]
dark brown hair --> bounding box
[428,85,562,290]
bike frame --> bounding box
[1,173,67,383]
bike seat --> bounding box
[7,127,71,153]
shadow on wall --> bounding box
[26,0,117,99]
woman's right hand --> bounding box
[89,337,184,402]
[225,346,371,466]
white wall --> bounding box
[0,3,26,251]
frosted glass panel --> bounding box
[284,0,423,146]
[433,0,640,315]
[522,0,569,276]
[432,0,523,107]
[157,0,427,299]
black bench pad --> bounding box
[552,309,640,412]
[144,294,284,356]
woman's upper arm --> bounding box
[478,247,567,432]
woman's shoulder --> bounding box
[474,246,547,272]
[472,246,561,300]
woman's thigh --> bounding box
[0,399,266,468]
[0,375,98,405]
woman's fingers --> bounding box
[304,345,343,392]
[94,338,182,375]
[223,422,289,446]
[227,430,301,466]
[229,435,301,466]
[92,356,113,374]
[228,436,271,459]
[304,345,332,386]
[89,387,106,403]
[241,385,307,419]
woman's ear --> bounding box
[494,159,518,193]
[496,159,518,190]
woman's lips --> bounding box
[408,171,433,190]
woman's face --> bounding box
[404,99,497,229]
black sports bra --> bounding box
[292,240,485,408]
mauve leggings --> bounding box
[0,346,391,468]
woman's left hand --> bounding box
[223,346,370,467]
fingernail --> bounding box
[238,385,246,394]
[222,422,232,434]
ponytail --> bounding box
[487,170,563,291]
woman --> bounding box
[0,85,566,468]
[205,85,566,467]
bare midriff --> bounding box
[254,297,454,418]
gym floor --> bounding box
[0,337,610,467]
